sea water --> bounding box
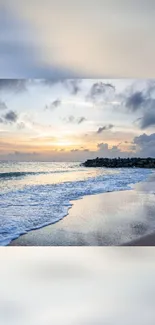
[0,161,153,245]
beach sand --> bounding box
[10,175,155,246]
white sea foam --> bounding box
[0,162,153,245]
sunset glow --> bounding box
[0,79,155,161]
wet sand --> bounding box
[10,175,155,246]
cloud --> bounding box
[64,79,81,95]
[41,79,63,86]
[66,115,74,123]
[97,142,125,158]
[0,79,27,93]
[122,81,154,112]
[42,79,74,87]
[97,124,114,134]
[2,132,155,161]
[77,117,86,124]
[0,150,40,161]
[64,115,86,124]
[134,133,155,146]
[3,110,18,123]
[122,82,155,129]
[133,133,155,157]
[67,142,134,161]
[14,151,38,156]
[144,80,155,97]
[42,79,81,95]
[125,91,146,111]
[140,102,155,129]
[97,143,109,150]
[0,100,7,110]
[69,142,134,161]
[70,148,90,155]
[17,122,25,129]
[45,99,61,110]
[87,82,115,102]
[70,149,79,152]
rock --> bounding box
[82,157,155,168]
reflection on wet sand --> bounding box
[11,177,155,246]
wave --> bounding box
[0,169,74,179]
[0,168,154,245]
[0,171,41,179]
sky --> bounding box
[0,0,155,78]
[0,79,155,161]
[0,1,155,161]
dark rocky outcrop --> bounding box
[82,157,155,168]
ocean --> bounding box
[0,161,153,245]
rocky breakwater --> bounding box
[83,157,155,168]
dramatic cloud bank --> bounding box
[0,79,155,161]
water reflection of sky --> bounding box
[0,162,115,194]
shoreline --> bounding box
[2,166,153,246]
[9,174,155,246]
